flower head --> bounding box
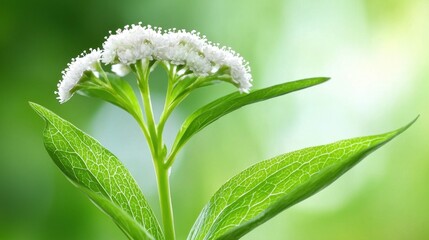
[102,23,253,92]
[57,24,253,103]
[204,46,252,93]
[56,49,102,103]
[102,24,162,65]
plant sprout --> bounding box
[31,23,416,240]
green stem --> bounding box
[155,161,175,240]
[135,60,159,153]
[94,61,109,83]
[157,66,175,143]
[166,148,179,168]
[134,115,155,159]
[134,60,176,239]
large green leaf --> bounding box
[188,118,417,240]
[171,77,329,156]
[30,102,164,240]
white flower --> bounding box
[102,24,162,65]
[204,46,252,92]
[111,63,131,77]
[224,54,253,93]
[56,49,102,103]
[101,23,253,92]
[185,51,212,76]
[153,31,188,65]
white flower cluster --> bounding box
[57,23,253,102]
[102,24,252,92]
[56,49,101,103]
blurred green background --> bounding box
[1,0,428,239]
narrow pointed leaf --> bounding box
[172,77,329,155]
[30,102,164,240]
[188,118,417,240]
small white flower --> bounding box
[153,31,188,65]
[185,51,212,76]
[56,49,102,103]
[224,54,253,93]
[204,46,253,92]
[111,63,131,77]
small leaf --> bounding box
[171,77,329,156]
[188,118,417,240]
[30,102,164,240]
[80,73,142,119]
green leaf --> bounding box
[188,118,417,240]
[80,73,142,120]
[171,77,329,157]
[30,102,164,240]
[82,188,155,240]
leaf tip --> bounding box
[308,77,330,87]
[395,115,419,135]
[29,101,41,112]
[320,77,331,82]
[28,101,37,107]
[379,115,419,146]
[29,102,48,120]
